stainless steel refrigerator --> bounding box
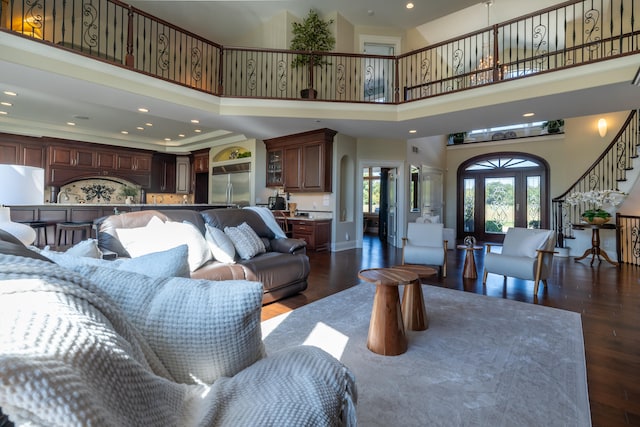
[210,162,251,206]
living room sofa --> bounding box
[96,208,310,304]
[0,229,357,426]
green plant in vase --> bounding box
[119,186,138,204]
[290,9,335,99]
[581,208,611,224]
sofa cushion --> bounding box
[116,217,212,271]
[36,244,191,278]
[224,222,266,260]
[502,227,551,258]
[201,208,275,240]
[205,223,236,263]
[73,264,266,385]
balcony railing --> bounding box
[2,0,639,103]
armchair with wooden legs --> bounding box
[482,227,556,295]
[401,222,447,277]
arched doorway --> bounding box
[457,152,550,243]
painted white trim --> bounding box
[358,35,402,54]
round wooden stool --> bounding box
[358,267,418,356]
[392,264,437,331]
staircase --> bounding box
[552,109,640,261]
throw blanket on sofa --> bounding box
[0,254,357,426]
[244,206,287,239]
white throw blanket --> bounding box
[244,206,287,239]
[0,254,357,426]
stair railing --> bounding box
[552,109,639,247]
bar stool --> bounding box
[18,221,48,247]
[55,222,93,247]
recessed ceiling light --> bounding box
[145,123,153,127]
[0,111,7,115]
[3,91,17,97]
[194,129,202,133]
[191,119,199,124]
[138,107,149,113]
[66,122,76,126]
[1,102,12,107]
[121,131,129,134]
[522,112,535,117]
[406,2,414,9]
[178,134,185,137]
[164,138,171,141]
[409,129,417,134]
[136,127,144,130]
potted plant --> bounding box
[581,208,611,224]
[290,9,335,99]
[120,185,138,204]
[448,132,467,144]
[541,119,565,134]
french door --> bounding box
[458,153,549,243]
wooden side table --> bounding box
[358,268,418,356]
[571,223,618,267]
[457,245,483,279]
[392,264,437,331]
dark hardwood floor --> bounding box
[262,234,640,427]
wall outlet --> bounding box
[345,233,350,240]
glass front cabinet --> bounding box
[266,149,283,187]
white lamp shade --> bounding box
[0,165,45,205]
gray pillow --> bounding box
[205,223,236,263]
[37,245,191,278]
[224,222,266,260]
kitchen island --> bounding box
[8,204,232,246]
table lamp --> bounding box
[0,165,45,245]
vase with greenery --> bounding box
[541,119,565,134]
[290,9,335,99]
[565,189,626,224]
[120,186,138,204]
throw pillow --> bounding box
[224,222,266,260]
[116,217,212,272]
[204,223,236,263]
[73,265,266,385]
[34,245,191,278]
[63,238,103,258]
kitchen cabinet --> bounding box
[151,153,176,193]
[117,153,152,172]
[290,218,331,252]
[264,128,335,192]
[49,145,95,168]
[176,156,190,194]
[193,151,209,173]
[266,148,283,187]
[0,134,45,168]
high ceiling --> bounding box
[1,0,639,153]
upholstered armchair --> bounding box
[482,227,556,294]
[401,222,447,277]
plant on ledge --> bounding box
[290,9,335,99]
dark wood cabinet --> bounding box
[290,218,331,251]
[0,134,45,168]
[49,145,95,168]
[264,128,335,192]
[151,153,176,193]
[46,139,154,188]
[193,151,209,173]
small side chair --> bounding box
[482,227,556,295]
[401,222,447,277]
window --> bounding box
[363,167,381,213]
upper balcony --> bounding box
[1,0,639,147]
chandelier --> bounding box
[471,1,494,85]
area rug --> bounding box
[262,284,591,427]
